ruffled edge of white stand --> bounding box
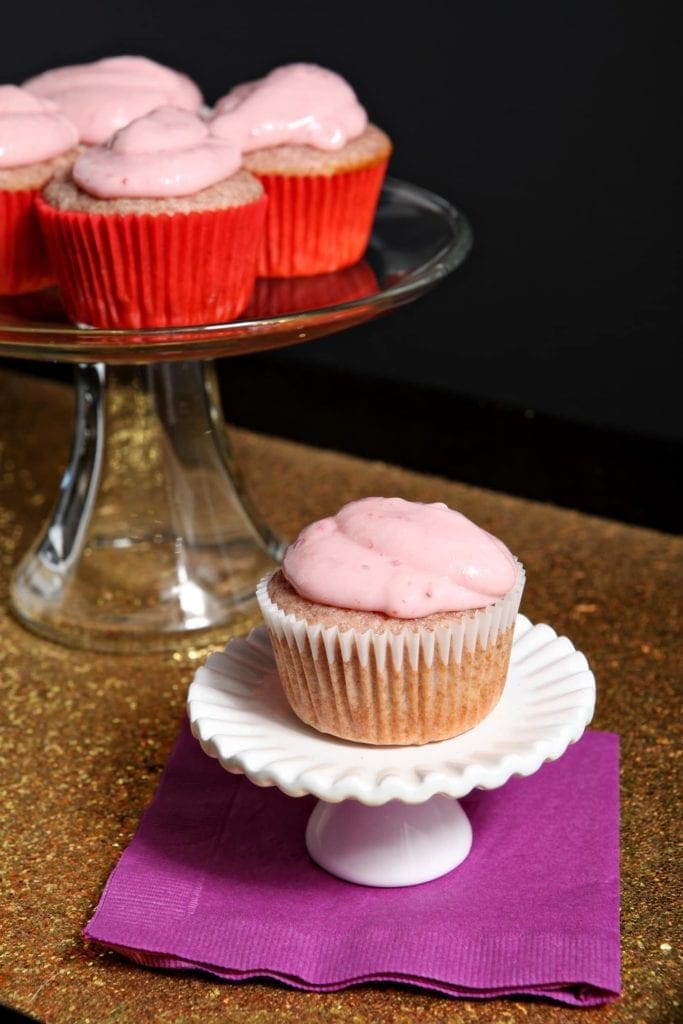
[187,615,596,807]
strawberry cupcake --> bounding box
[24,55,203,145]
[211,63,392,277]
[0,84,78,294]
[37,106,267,328]
[257,497,525,746]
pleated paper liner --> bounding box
[36,193,268,329]
[253,158,389,278]
[256,564,526,746]
[0,188,55,295]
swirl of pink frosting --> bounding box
[283,497,519,618]
[72,106,242,199]
[24,56,203,145]
[0,84,78,168]
[211,62,368,152]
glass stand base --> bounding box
[10,360,283,652]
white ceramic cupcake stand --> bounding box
[188,614,595,887]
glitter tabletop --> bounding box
[0,368,681,1024]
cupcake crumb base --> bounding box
[271,623,514,746]
[259,569,525,746]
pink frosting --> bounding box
[0,84,78,168]
[211,63,367,152]
[24,56,203,145]
[72,106,242,199]
[283,497,519,618]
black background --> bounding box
[2,0,680,530]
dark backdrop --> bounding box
[2,1,680,529]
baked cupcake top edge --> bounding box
[242,124,391,176]
[265,567,525,636]
[42,165,263,216]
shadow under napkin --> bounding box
[85,722,620,1006]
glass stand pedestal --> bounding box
[10,361,283,651]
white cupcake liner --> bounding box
[255,564,526,745]
[256,562,525,673]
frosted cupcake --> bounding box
[37,106,267,328]
[211,63,392,277]
[0,85,78,294]
[24,55,202,145]
[257,497,525,746]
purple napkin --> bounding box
[85,724,620,1006]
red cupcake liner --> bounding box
[36,194,268,329]
[254,158,389,278]
[0,188,54,295]
[244,259,379,318]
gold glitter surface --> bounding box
[1,368,681,1024]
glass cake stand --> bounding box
[0,179,472,652]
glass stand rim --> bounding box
[0,177,473,364]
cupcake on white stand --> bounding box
[188,499,595,887]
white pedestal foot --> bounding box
[305,794,473,887]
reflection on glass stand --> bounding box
[0,180,472,651]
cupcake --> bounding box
[0,85,78,294]
[24,55,203,145]
[211,63,392,277]
[37,106,267,328]
[257,497,525,746]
